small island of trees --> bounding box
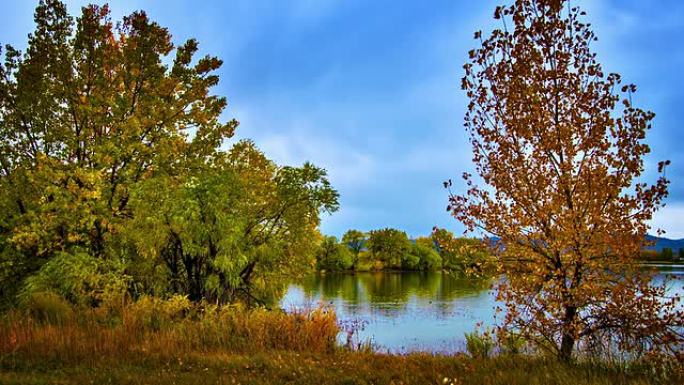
[316,228,491,276]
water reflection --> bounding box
[281,272,496,353]
[281,269,684,353]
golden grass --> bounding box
[0,296,338,366]
[0,350,674,385]
[0,295,680,384]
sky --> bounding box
[1,0,683,238]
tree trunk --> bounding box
[559,305,577,361]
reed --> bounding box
[0,294,338,367]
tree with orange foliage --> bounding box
[449,0,683,361]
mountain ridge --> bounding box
[644,235,684,252]
[481,235,684,252]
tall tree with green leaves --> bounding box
[0,0,235,300]
[0,1,338,307]
[128,140,338,305]
[431,228,490,276]
[341,229,366,270]
[366,228,411,269]
[316,236,353,272]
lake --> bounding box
[280,267,684,353]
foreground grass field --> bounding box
[0,294,680,385]
[1,350,675,385]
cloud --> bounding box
[255,130,376,189]
[649,204,684,240]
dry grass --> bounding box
[0,294,680,384]
[0,295,338,367]
[0,350,674,385]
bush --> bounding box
[465,329,494,359]
[401,251,420,270]
[19,251,129,307]
[497,329,526,355]
[413,243,442,271]
[126,294,191,331]
[23,291,74,325]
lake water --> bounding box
[280,267,684,353]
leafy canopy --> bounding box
[0,0,338,307]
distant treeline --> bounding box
[640,247,683,263]
[315,228,492,276]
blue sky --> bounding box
[1,0,684,238]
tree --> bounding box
[128,140,338,305]
[341,229,366,269]
[408,243,442,271]
[0,1,339,307]
[431,228,489,276]
[316,236,353,271]
[661,247,673,262]
[366,228,411,269]
[0,0,235,302]
[450,0,683,360]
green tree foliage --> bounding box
[641,247,682,263]
[0,1,338,307]
[316,236,353,271]
[341,229,366,269]
[366,228,411,269]
[432,228,490,276]
[128,141,338,304]
[316,229,489,273]
[408,243,442,271]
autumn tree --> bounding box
[450,0,683,360]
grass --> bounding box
[0,295,338,366]
[0,351,672,385]
[0,294,680,384]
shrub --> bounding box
[23,291,74,325]
[18,251,129,308]
[401,250,420,270]
[497,329,526,355]
[126,294,191,331]
[413,243,442,271]
[465,329,494,359]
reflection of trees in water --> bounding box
[296,272,492,316]
[297,273,363,314]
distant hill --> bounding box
[644,235,684,252]
[484,235,684,252]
